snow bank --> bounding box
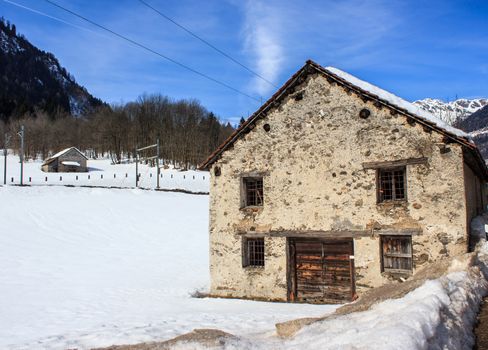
[288,253,487,350]
[196,243,488,349]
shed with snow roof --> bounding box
[41,147,88,173]
[199,60,488,304]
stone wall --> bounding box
[208,72,477,300]
[58,149,87,172]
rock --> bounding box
[91,329,239,350]
[275,317,321,338]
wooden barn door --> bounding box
[288,238,355,303]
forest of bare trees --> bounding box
[0,94,235,169]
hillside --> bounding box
[456,104,488,133]
[0,18,104,121]
[455,105,488,159]
[0,18,233,167]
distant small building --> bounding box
[42,147,88,173]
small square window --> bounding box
[243,238,265,267]
[243,177,263,207]
[378,167,406,202]
[381,235,413,273]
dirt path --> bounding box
[476,297,488,349]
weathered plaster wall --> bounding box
[209,73,469,300]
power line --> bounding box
[43,0,261,103]
[138,0,279,89]
[3,0,108,38]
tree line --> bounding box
[0,94,235,169]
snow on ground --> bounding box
[0,186,335,350]
[0,153,209,192]
[4,163,487,350]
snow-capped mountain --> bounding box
[413,98,488,126]
[0,18,104,120]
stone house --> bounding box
[42,147,88,173]
[199,60,488,304]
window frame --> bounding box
[241,176,264,208]
[242,237,265,268]
[380,235,413,274]
[376,166,407,203]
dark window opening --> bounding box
[378,167,406,202]
[243,238,265,267]
[244,177,263,207]
[381,235,412,273]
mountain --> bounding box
[454,105,488,159]
[456,105,488,133]
[0,18,104,122]
[413,98,488,126]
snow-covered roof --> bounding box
[42,147,87,165]
[200,60,483,171]
[323,66,469,139]
[61,161,80,167]
[50,147,87,160]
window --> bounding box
[381,235,412,273]
[378,167,406,202]
[243,238,265,267]
[243,177,263,207]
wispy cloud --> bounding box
[239,0,400,96]
[242,0,284,96]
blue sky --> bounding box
[1,0,487,124]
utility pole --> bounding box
[156,138,160,190]
[3,133,10,185]
[17,125,24,186]
[135,142,158,190]
[135,146,139,188]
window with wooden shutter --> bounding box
[381,235,413,273]
[378,167,406,202]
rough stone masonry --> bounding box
[204,62,486,302]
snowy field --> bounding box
[0,186,335,350]
[0,153,209,193]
